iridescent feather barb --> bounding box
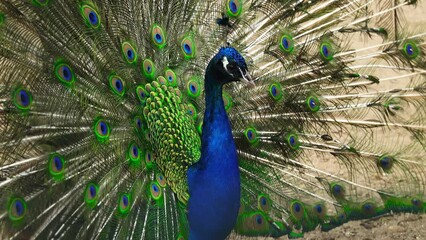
[0,0,425,239]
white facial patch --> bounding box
[222,57,229,73]
[221,57,233,76]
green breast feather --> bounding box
[143,80,201,204]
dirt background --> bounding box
[230,213,426,239]
[230,1,426,239]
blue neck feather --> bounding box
[187,60,241,240]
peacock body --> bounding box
[0,0,425,239]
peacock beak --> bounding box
[238,67,255,87]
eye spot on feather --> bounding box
[84,183,99,206]
[48,153,65,179]
[245,127,258,144]
[315,205,322,213]
[402,41,420,59]
[294,203,301,212]
[306,95,320,112]
[118,194,131,214]
[378,155,393,171]
[181,37,196,59]
[94,118,110,142]
[133,116,143,131]
[145,150,154,169]
[13,88,33,110]
[109,75,125,96]
[336,212,347,223]
[280,34,294,53]
[186,103,197,120]
[136,86,149,104]
[151,24,166,49]
[257,194,270,212]
[143,59,156,79]
[411,198,422,208]
[286,133,299,150]
[269,83,283,101]
[81,4,100,29]
[290,201,304,220]
[313,203,326,219]
[8,197,26,221]
[331,183,345,199]
[156,173,167,187]
[150,182,162,200]
[165,69,177,87]
[362,202,376,216]
[122,42,137,64]
[255,214,263,224]
[187,79,201,98]
[227,0,242,17]
[55,62,75,86]
[128,143,140,163]
[320,42,334,61]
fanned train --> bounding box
[0,0,425,239]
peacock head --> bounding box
[209,47,254,86]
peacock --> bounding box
[0,0,425,239]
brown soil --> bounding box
[229,213,426,239]
[287,213,426,240]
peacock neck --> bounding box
[200,66,237,169]
[186,62,241,240]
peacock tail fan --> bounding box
[0,0,425,239]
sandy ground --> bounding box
[290,213,426,240]
[227,213,426,240]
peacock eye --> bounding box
[227,62,237,71]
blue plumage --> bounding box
[188,47,249,239]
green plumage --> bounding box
[143,81,201,204]
[0,0,425,239]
